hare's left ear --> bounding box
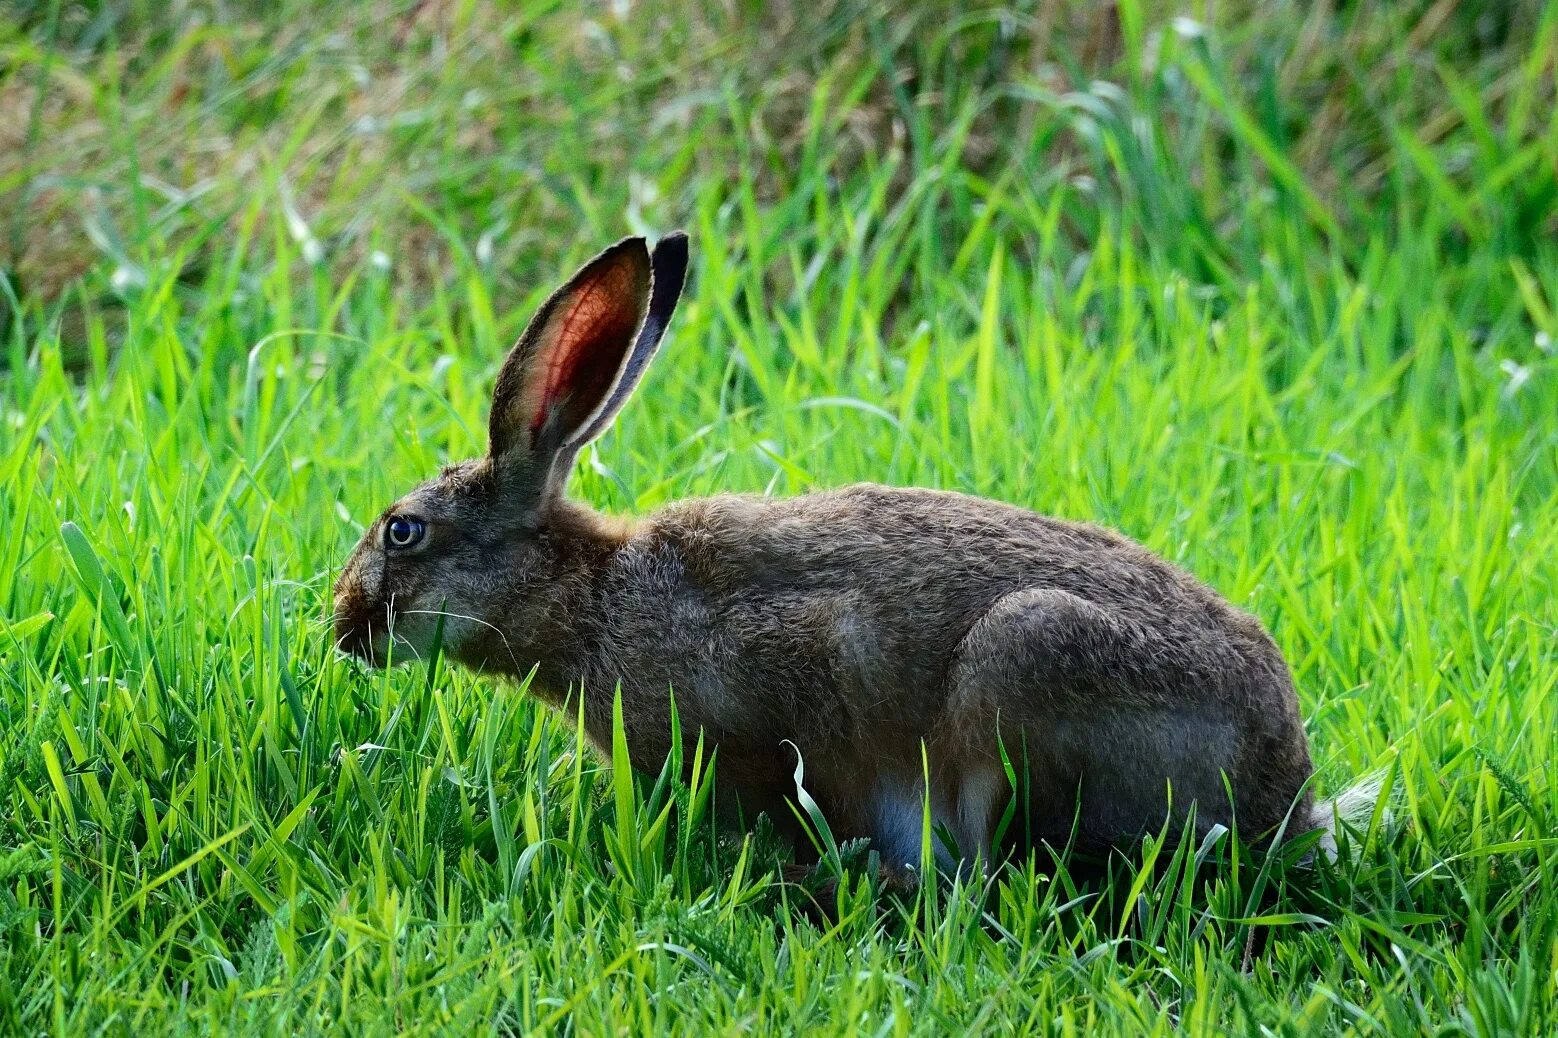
[487,233,689,501]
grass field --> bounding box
[3,1,1557,1033]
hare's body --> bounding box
[452,483,1314,865]
[336,233,1355,890]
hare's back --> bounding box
[658,482,1226,623]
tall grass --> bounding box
[2,1,1557,1032]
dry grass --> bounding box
[4,0,1551,323]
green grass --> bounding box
[3,0,1558,1033]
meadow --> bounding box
[1,1,1556,1033]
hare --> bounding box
[334,232,1369,886]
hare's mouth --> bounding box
[335,622,413,669]
[332,595,397,668]
[334,583,473,668]
[334,601,437,669]
[333,612,383,666]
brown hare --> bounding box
[334,232,1374,889]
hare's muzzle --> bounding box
[332,606,375,662]
[332,569,386,665]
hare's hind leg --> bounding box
[943,588,1246,850]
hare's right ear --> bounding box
[485,235,686,517]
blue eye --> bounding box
[384,516,426,549]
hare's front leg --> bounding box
[941,588,1246,851]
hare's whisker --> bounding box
[402,608,524,673]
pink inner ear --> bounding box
[530,266,643,437]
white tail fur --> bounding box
[1311,770,1393,860]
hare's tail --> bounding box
[1309,770,1394,860]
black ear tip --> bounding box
[649,232,690,307]
[653,231,690,268]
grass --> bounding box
[2,0,1557,1032]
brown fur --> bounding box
[334,233,1330,883]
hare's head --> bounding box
[333,234,688,668]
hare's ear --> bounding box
[486,233,689,511]
[487,237,652,482]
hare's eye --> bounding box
[384,516,426,549]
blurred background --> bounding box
[3,1,1553,352]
